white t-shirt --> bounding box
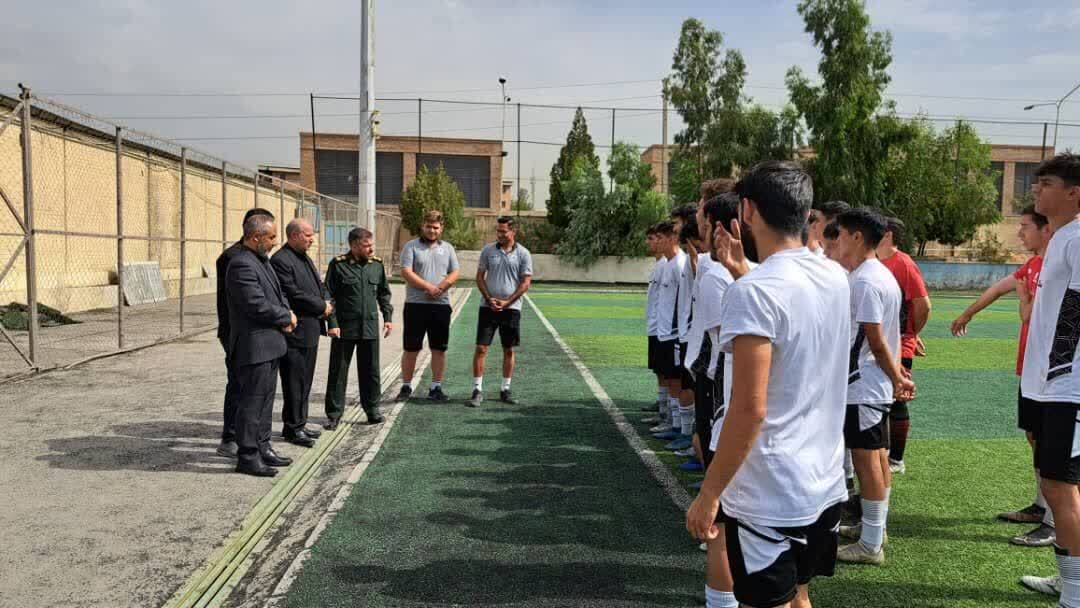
[656,251,686,343]
[716,247,850,528]
[847,258,903,407]
[645,258,666,337]
[1022,219,1080,404]
[685,253,715,367]
[676,250,696,342]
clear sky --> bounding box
[3,0,1079,206]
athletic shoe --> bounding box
[839,524,888,545]
[998,503,1046,524]
[641,402,660,412]
[1011,523,1056,547]
[679,460,704,472]
[699,542,707,552]
[837,542,885,565]
[653,430,681,441]
[395,385,413,401]
[1020,574,1061,596]
[889,458,906,475]
[465,389,483,408]
[665,436,693,451]
[500,389,517,404]
[674,447,696,457]
[649,423,673,434]
[642,416,662,425]
[428,386,450,402]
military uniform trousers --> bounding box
[325,338,381,419]
[235,358,280,458]
[280,344,318,434]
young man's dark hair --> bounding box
[671,203,697,224]
[883,216,906,244]
[701,178,736,201]
[348,227,374,243]
[819,200,850,222]
[496,215,516,229]
[1021,204,1049,228]
[823,222,840,241]
[1035,152,1080,187]
[704,193,740,230]
[679,217,700,245]
[653,220,677,236]
[734,160,814,236]
[244,207,276,223]
[836,207,888,248]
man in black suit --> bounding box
[271,218,331,448]
[226,214,297,477]
[215,207,276,459]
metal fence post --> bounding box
[221,161,228,250]
[253,171,258,210]
[279,182,285,227]
[179,147,187,334]
[115,127,125,349]
[18,86,38,365]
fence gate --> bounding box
[0,93,35,379]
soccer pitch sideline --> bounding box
[283,288,1053,608]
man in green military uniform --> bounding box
[324,227,394,428]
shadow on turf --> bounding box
[814,579,1052,607]
[891,513,1029,545]
[329,559,698,606]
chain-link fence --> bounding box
[0,87,401,382]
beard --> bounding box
[740,221,760,263]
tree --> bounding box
[548,108,599,229]
[883,119,1001,254]
[399,164,480,249]
[511,188,532,211]
[786,0,914,205]
[608,142,657,194]
[669,149,703,204]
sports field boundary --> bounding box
[162,288,471,608]
[260,288,473,608]
[524,293,692,511]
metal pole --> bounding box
[115,127,125,349]
[359,0,376,235]
[18,85,37,365]
[417,98,423,165]
[279,183,285,227]
[662,94,669,195]
[179,148,187,333]
[516,102,521,223]
[310,93,319,192]
[1054,102,1061,152]
[1042,123,1049,160]
[221,161,228,250]
[253,170,258,210]
[611,108,616,190]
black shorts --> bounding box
[890,358,914,420]
[476,307,521,349]
[679,342,694,390]
[403,303,452,352]
[843,404,890,450]
[1033,403,1080,483]
[695,374,714,465]
[1018,386,1042,435]
[655,339,679,379]
[726,503,842,608]
[647,336,659,373]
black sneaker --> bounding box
[998,503,1046,523]
[428,386,450,402]
[641,402,660,412]
[465,389,483,408]
[1011,523,1056,547]
[500,389,517,404]
[395,385,413,402]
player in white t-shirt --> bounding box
[687,161,849,608]
[649,221,686,436]
[830,208,914,566]
[643,225,670,420]
[1017,153,1080,601]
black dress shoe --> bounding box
[366,411,385,424]
[260,449,293,467]
[324,418,340,431]
[302,426,322,438]
[236,457,277,477]
[283,430,316,448]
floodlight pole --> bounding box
[358,0,377,236]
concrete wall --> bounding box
[917,260,1020,290]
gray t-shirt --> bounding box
[401,238,460,305]
[478,242,533,311]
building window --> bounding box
[314,150,404,206]
[989,161,1004,212]
[376,152,403,206]
[417,154,491,209]
[1014,162,1039,207]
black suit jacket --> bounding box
[215,241,245,345]
[270,245,329,348]
[226,246,292,367]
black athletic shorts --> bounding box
[843,404,891,450]
[695,373,714,467]
[679,342,694,390]
[403,303,452,352]
[1018,385,1042,435]
[647,336,659,373]
[726,503,842,608]
[476,307,521,349]
[655,339,679,379]
[1033,403,1080,483]
[890,358,914,420]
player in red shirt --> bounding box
[951,205,1053,546]
[876,217,931,475]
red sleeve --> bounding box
[1014,258,1035,281]
[904,256,928,299]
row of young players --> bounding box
[640,154,1080,608]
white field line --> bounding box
[524,294,691,511]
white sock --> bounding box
[473,377,483,391]
[669,397,681,428]
[658,386,668,403]
[1057,549,1080,608]
[859,498,887,553]
[705,585,738,608]
[431,380,442,390]
[402,380,413,390]
[1036,470,1048,509]
[680,404,695,436]
[502,377,512,391]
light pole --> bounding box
[498,77,511,210]
[1024,79,1080,152]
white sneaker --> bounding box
[649,423,673,433]
[837,542,885,565]
[889,458,906,475]
[1020,574,1061,596]
[674,447,696,457]
[699,542,708,552]
[642,416,661,425]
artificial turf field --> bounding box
[286,287,1056,608]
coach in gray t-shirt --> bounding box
[396,210,460,402]
[466,216,534,408]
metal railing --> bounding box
[0,86,401,381]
